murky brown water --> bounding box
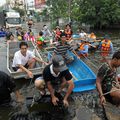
[0,24,120,120]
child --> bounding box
[54,26,62,42]
[7,34,17,44]
[37,31,45,49]
[27,32,35,42]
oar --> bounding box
[88,43,97,48]
[72,37,101,42]
[71,38,84,41]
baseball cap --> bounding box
[52,55,68,72]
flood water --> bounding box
[0,26,120,120]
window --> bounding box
[6,18,21,24]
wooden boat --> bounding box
[67,51,96,92]
[7,41,45,79]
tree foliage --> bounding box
[45,0,120,29]
[13,7,25,16]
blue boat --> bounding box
[47,50,96,92]
[67,51,96,92]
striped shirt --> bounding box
[54,42,73,55]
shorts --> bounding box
[12,63,29,71]
[35,76,45,89]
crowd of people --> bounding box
[0,23,120,110]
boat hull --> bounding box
[67,51,96,92]
[7,41,45,79]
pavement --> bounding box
[0,38,8,74]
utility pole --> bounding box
[24,0,27,21]
[5,0,10,10]
[68,0,71,23]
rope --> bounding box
[101,88,120,97]
[101,80,120,97]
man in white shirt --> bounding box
[12,42,47,78]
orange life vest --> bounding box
[78,43,88,57]
[37,36,43,46]
[90,34,96,39]
[65,29,72,39]
[37,41,43,45]
[55,31,61,39]
[79,43,85,50]
[56,31,61,36]
[101,40,111,51]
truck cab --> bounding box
[5,11,21,28]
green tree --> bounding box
[46,0,120,29]
[46,0,68,27]
[13,7,25,16]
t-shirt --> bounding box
[0,71,16,104]
[12,50,35,67]
[97,63,116,93]
[38,36,44,42]
[79,32,86,38]
[43,64,72,86]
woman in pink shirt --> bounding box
[27,32,35,43]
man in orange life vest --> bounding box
[78,40,89,57]
[64,24,73,40]
[99,35,113,57]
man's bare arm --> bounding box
[96,77,103,97]
[64,80,74,100]
[34,57,48,65]
[18,64,33,78]
[47,81,55,98]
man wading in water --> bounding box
[96,50,120,106]
[35,55,74,107]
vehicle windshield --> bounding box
[6,18,21,24]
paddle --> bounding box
[72,37,101,42]
[76,40,98,49]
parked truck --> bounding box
[0,10,21,28]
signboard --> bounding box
[34,0,46,9]
[6,12,20,18]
